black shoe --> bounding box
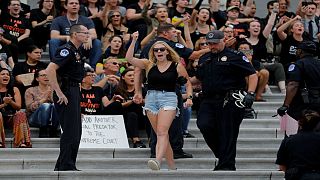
[150,154,155,158]
[174,151,193,159]
[133,141,146,148]
[39,127,49,138]
[183,132,195,138]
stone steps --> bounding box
[0,158,278,170]
[3,137,282,149]
[0,147,278,159]
[0,170,284,180]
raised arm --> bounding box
[277,16,301,41]
[262,11,277,38]
[125,31,149,69]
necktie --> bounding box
[309,20,314,41]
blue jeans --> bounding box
[28,103,58,127]
[49,38,102,69]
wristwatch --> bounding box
[187,95,193,100]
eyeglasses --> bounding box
[111,14,121,18]
[77,32,89,35]
[109,62,121,66]
[199,43,208,46]
[39,74,48,77]
[153,47,166,52]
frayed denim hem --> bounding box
[142,106,180,117]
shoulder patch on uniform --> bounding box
[175,43,184,48]
[60,49,69,57]
[288,64,295,72]
[242,56,250,63]
[221,56,228,61]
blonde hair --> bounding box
[148,41,180,64]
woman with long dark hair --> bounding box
[25,69,58,137]
[0,68,32,148]
[115,68,147,148]
[30,0,56,50]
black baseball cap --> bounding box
[206,30,224,43]
[297,41,317,54]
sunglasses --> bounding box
[110,62,121,66]
[111,14,121,18]
[153,47,166,52]
[199,42,208,46]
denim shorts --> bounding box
[143,90,179,116]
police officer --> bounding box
[277,41,320,120]
[46,24,89,171]
[195,30,258,170]
[276,110,320,180]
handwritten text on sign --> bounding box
[80,115,129,148]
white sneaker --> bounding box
[148,160,160,170]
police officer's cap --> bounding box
[297,41,317,54]
[206,30,224,43]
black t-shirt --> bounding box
[127,3,146,28]
[276,132,320,170]
[168,7,193,34]
[0,13,31,42]
[147,62,178,92]
[197,48,256,95]
[29,9,52,44]
[80,86,104,115]
[249,34,268,62]
[280,35,305,68]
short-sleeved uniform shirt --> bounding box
[196,48,256,96]
[285,56,320,119]
[52,41,85,84]
[276,131,320,170]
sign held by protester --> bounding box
[80,115,129,148]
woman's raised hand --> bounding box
[132,31,139,41]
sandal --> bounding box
[19,143,27,148]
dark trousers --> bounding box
[150,91,184,155]
[54,86,82,170]
[197,98,244,170]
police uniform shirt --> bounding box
[140,37,193,61]
[276,131,320,170]
[197,48,256,94]
[52,41,85,83]
[286,57,320,89]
